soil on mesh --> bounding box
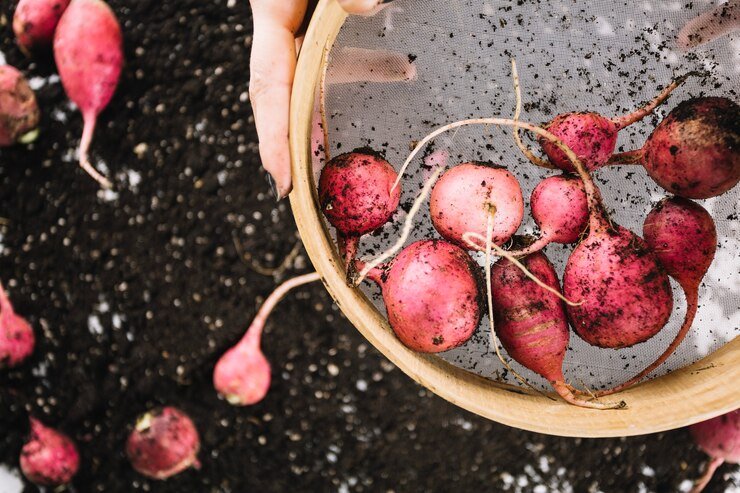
[0,1,735,492]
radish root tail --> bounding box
[79,112,113,190]
[511,59,555,169]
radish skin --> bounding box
[362,240,482,353]
[612,97,740,199]
[0,65,40,147]
[689,410,740,493]
[491,251,625,409]
[13,0,70,55]
[20,418,79,486]
[430,162,524,249]
[0,281,35,368]
[126,407,201,480]
[213,272,321,406]
[54,0,123,189]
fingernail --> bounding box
[265,174,281,202]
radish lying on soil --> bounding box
[319,149,401,275]
[491,250,624,409]
[596,197,716,395]
[13,0,70,55]
[0,281,35,368]
[430,162,524,249]
[396,117,674,352]
[126,407,200,480]
[214,272,321,406]
[505,175,588,257]
[54,0,123,189]
[0,65,40,147]
[613,97,740,199]
[529,74,692,171]
[360,240,482,353]
[20,418,79,486]
[689,409,740,493]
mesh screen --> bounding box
[314,0,739,390]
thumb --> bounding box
[337,0,393,15]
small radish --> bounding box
[214,272,321,406]
[318,149,401,274]
[490,250,624,409]
[613,97,740,199]
[126,407,200,480]
[430,162,524,249]
[54,0,123,189]
[0,65,40,147]
[0,281,35,368]
[597,197,717,395]
[20,418,79,486]
[13,0,71,55]
[506,175,588,257]
[360,240,482,353]
[534,74,692,171]
[688,409,740,493]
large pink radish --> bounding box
[54,0,123,189]
[0,65,40,147]
[688,410,740,493]
[536,74,691,171]
[318,149,401,275]
[597,197,716,395]
[491,251,624,409]
[13,0,71,55]
[612,97,739,199]
[362,240,482,353]
[430,162,524,249]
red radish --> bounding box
[395,117,674,352]
[214,272,321,405]
[319,149,401,274]
[0,65,40,147]
[535,74,692,171]
[490,251,623,409]
[54,0,123,189]
[430,162,524,249]
[613,97,740,199]
[688,409,740,493]
[126,407,200,480]
[506,175,588,257]
[20,418,79,486]
[13,0,71,55]
[360,240,482,353]
[0,281,35,368]
[597,197,717,395]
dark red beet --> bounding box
[0,281,35,368]
[126,407,201,480]
[20,418,79,486]
[318,148,401,273]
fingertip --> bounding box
[337,0,392,15]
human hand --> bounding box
[249,0,393,200]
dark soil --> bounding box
[0,1,736,492]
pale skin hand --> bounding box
[249,0,393,200]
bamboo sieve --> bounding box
[288,0,739,438]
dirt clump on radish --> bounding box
[126,406,201,480]
[362,240,482,353]
[430,162,524,249]
[20,418,79,486]
[491,250,624,409]
[319,148,401,275]
[0,65,40,147]
[688,409,740,493]
[13,0,71,55]
[54,0,124,189]
[214,272,321,406]
[0,281,35,368]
